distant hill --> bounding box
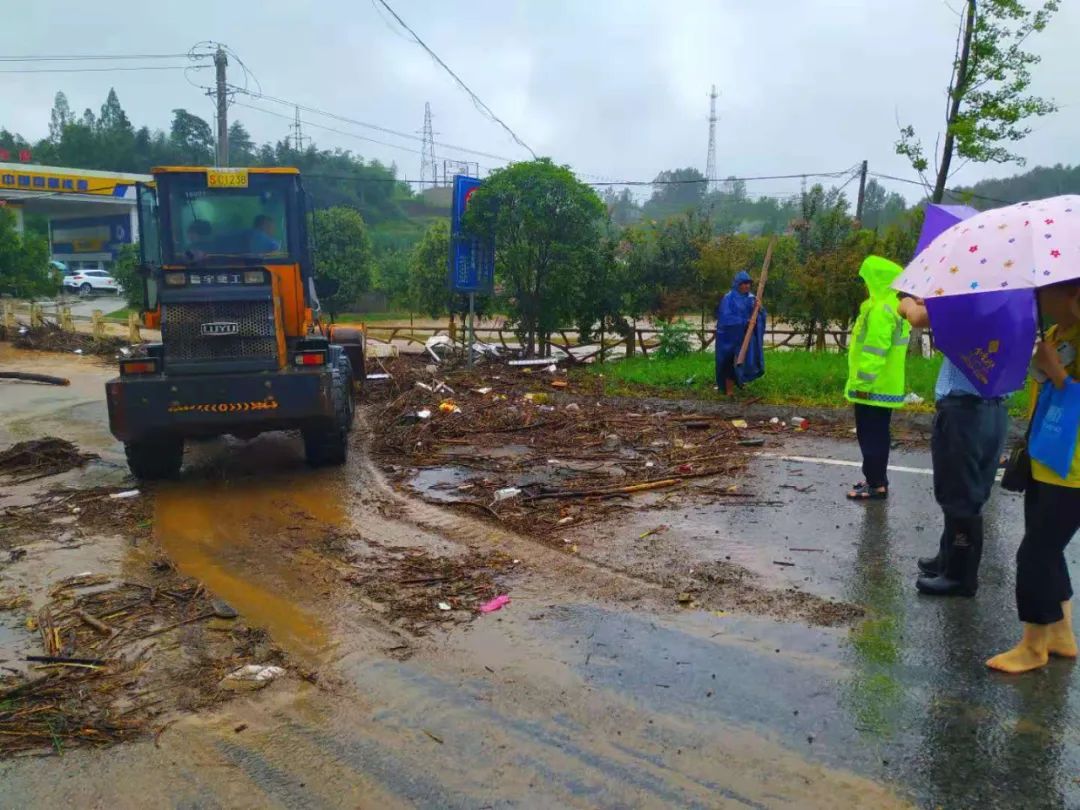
[947,164,1080,207]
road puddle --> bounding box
[154,455,347,664]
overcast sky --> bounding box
[5,0,1078,202]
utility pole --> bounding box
[855,159,868,225]
[705,85,718,193]
[214,46,229,167]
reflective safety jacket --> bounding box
[845,256,910,408]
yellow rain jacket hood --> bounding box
[845,256,910,408]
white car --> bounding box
[64,268,122,297]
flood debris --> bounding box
[2,485,153,550]
[344,544,518,635]
[0,437,98,483]
[478,594,511,614]
[220,664,286,691]
[0,571,287,758]
[3,321,139,357]
[0,371,70,386]
[374,356,764,543]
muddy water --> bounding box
[154,438,348,664]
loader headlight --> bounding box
[244,270,266,284]
[164,272,187,286]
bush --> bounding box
[657,319,694,358]
[110,244,143,310]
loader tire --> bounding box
[303,357,351,467]
[125,437,184,480]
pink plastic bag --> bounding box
[479,594,511,613]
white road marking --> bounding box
[758,452,1005,481]
[758,453,933,476]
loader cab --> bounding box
[134,167,318,374]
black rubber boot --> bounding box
[917,526,948,576]
[916,516,983,597]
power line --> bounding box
[229,86,518,163]
[588,170,853,187]
[0,64,211,74]
[868,171,1016,205]
[231,100,498,170]
[0,53,208,62]
[373,0,536,159]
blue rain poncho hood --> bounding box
[718,271,756,327]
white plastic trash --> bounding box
[220,664,285,691]
[494,487,522,502]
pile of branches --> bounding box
[0,574,282,758]
[3,321,136,357]
[375,363,761,538]
[0,437,98,483]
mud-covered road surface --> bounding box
[1,345,1077,809]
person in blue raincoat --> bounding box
[715,270,766,396]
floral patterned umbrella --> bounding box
[896,195,1080,298]
[892,196,1080,396]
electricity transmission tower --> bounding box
[705,85,718,193]
[290,106,307,151]
[419,102,438,186]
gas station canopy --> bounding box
[0,162,150,265]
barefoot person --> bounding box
[898,297,1009,597]
[845,256,910,501]
[988,281,1080,674]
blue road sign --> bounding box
[449,175,494,294]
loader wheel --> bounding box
[125,437,184,480]
[303,361,350,467]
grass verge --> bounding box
[592,350,1029,416]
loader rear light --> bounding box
[294,350,327,367]
[119,358,159,376]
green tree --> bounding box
[110,243,144,310]
[312,207,373,318]
[47,91,73,143]
[373,247,412,308]
[228,121,256,165]
[464,158,604,356]
[574,225,626,352]
[601,187,641,226]
[169,109,215,165]
[896,0,1059,203]
[0,209,51,298]
[643,167,707,219]
[859,179,908,230]
[409,220,450,318]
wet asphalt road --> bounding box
[3,346,1079,809]
[697,437,1080,810]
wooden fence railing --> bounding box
[360,323,930,362]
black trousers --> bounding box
[931,395,1008,518]
[1016,480,1080,624]
[854,404,893,489]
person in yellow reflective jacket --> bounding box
[845,255,911,500]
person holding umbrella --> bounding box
[892,194,1080,672]
[894,204,1013,597]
